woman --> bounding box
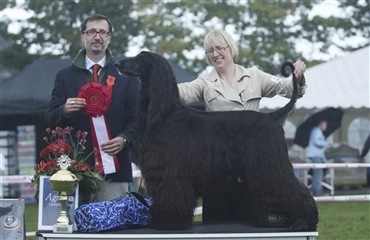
[178,30,307,222]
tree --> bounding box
[334,0,369,50]
[134,0,319,74]
[121,0,370,73]
[1,0,368,78]
[299,0,369,62]
[1,0,138,75]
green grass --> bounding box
[316,202,370,240]
[25,201,369,240]
[25,203,37,240]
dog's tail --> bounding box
[270,61,298,124]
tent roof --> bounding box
[0,57,196,116]
[260,46,370,109]
[0,58,71,115]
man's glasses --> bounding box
[205,46,229,55]
[83,29,111,37]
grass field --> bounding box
[24,201,369,240]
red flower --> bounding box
[39,139,72,158]
[31,126,104,194]
[35,160,56,172]
[106,75,115,86]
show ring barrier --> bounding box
[293,163,370,198]
[1,164,369,205]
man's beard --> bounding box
[84,41,108,55]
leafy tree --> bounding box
[134,0,319,74]
[335,0,369,50]
[1,0,368,78]
[128,0,369,74]
[1,0,138,75]
[299,0,369,57]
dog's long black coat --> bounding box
[115,52,318,231]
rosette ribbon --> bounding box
[78,79,119,174]
[79,82,111,117]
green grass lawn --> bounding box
[25,201,369,240]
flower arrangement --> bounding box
[31,126,105,194]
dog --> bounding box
[115,51,318,231]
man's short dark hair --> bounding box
[81,14,113,34]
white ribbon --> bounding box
[91,116,117,174]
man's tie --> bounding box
[92,64,101,83]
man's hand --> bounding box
[64,97,86,115]
[100,136,126,156]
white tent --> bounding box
[261,46,370,109]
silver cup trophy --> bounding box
[49,155,78,233]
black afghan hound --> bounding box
[115,51,318,231]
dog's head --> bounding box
[115,51,171,79]
[115,51,181,131]
[115,52,149,77]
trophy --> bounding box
[49,155,78,233]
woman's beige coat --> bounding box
[178,64,306,112]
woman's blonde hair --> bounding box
[203,30,239,65]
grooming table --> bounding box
[37,222,318,240]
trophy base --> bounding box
[53,224,73,233]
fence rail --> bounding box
[293,163,370,169]
[1,164,369,202]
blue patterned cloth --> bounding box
[74,192,152,232]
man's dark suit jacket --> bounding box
[45,54,140,183]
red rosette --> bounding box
[78,82,112,117]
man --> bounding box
[307,120,329,196]
[45,14,139,202]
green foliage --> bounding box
[0,0,16,11]
[338,0,370,43]
[1,0,137,72]
[1,0,369,77]
[27,0,137,56]
[237,1,312,71]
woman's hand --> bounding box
[293,60,307,86]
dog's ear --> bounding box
[145,53,180,131]
[114,61,124,75]
[114,57,144,77]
